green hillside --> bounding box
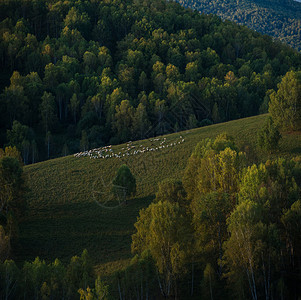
[1,0,301,164]
[177,0,301,51]
[17,114,301,276]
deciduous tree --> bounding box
[112,165,136,204]
[40,92,56,133]
[132,200,190,298]
[258,116,281,153]
[269,71,301,131]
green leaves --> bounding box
[223,158,301,299]
[0,0,301,163]
[40,91,56,133]
[258,116,281,153]
[132,200,191,297]
[0,226,10,262]
[0,155,26,219]
[269,71,301,131]
[154,179,187,207]
[112,165,136,202]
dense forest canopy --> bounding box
[177,0,301,51]
[0,0,301,163]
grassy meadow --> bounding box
[17,114,301,277]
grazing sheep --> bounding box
[74,134,187,160]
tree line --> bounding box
[0,248,109,300]
[127,133,301,299]
[122,94,301,299]
[0,146,26,265]
[0,0,301,163]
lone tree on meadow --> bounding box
[269,70,301,131]
[112,165,136,204]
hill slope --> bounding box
[1,0,301,163]
[177,0,301,51]
[18,114,301,275]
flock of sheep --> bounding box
[74,136,185,160]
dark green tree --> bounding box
[132,200,190,298]
[6,120,29,152]
[0,259,19,298]
[113,100,134,142]
[112,165,136,204]
[40,92,56,133]
[132,103,150,139]
[155,179,187,208]
[69,93,80,124]
[80,130,89,152]
[45,131,52,159]
[0,156,26,219]
[66,249,94,299]
[0,226,10,262]
[269,71,301,131]
[258,116,281,153]
[223,158,300,299]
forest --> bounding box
[177,0,301,51]
[0,69,300,300]
[0,0,301,163]
[1,126,301,299]
[0,0,301,298]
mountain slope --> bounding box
[177,0,301,51]
[17,114,301,276]
[1,0,301,163]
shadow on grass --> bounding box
[291,147,301,154]
[16,195,154,267]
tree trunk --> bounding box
[118,278,122,300]
[191,263,194,296]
